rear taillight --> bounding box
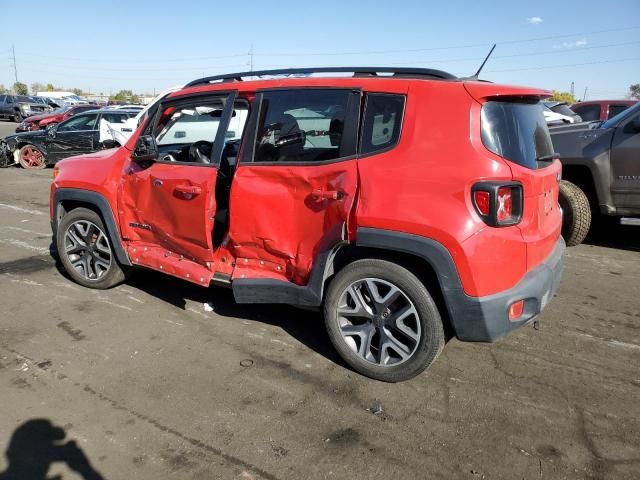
[472,182,523,227]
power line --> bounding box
[485,57,640,73]
[14,25,640,64]
[258,25,640,56]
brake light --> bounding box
[472,182,523,227]
[473,191,491,216]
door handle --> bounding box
[311,189,345,201]
[174,185,202,196]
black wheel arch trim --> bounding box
[52,188,131,266]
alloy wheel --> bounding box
[19,146,46,169]
[64,220,112,281]
[336,278,421,366]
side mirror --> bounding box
[131,135,159,163]
[47,124,57,137]
[623,116,640,134]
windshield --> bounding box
[551,103,577,117]
[601,102,640,129]
[481,100,554,169]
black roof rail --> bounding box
[185,67,457,88]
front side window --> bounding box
[572,104,600,122]
[360,94,405,155]
[151,97,248,164]
[481,100,554,169]
[254,89,353,163]
[57,114,98,132]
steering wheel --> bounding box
[188,141,213,163]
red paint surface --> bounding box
[51,75,562,298]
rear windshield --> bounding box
[551,103,577,117]
[481,100,554,169]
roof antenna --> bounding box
[464,44,496,81]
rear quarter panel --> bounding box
[355,81,523,296]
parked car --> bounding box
[571,100,637,122]
[0,109,136,169]
[37,91,88,105]
[0,95,52,122]
[551,102,640,245]
[542,101,582,125]
[15,104,100,133]
[49,67,564,382]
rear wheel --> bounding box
[56,208,126,289]
[324,259,444,382]
[18,145,47,169]
[559,179,591,246]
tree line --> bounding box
[0,82,145,103]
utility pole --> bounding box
[570,81,575,97]
[10,44,18,84]
[583,87,588,101]
[248,44,254,72]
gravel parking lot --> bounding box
[0,121,639,479]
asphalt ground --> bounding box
[0,121,639,479]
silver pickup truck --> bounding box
[551,102,640,246]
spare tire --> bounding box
[559,180,591,246]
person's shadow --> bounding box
[0,419,104,480]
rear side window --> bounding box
[481,101,554,169]
[254,89,353,163]
[608,104,629,119]
[360,94,405,155]
[572,104,600,121]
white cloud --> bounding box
[553,38,588,49]
[526,16,543,25]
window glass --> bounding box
[57,114,98,132]
[0,95,5,103]
[101,113,129,124]
[572,104,600,121]
[254,89,351,163]
[153,98,248,164]
[608,104,629,119]
[360,94,405,154]
[15,96,32,103]
[481,101,554,169]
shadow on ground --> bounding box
[584,221,640,252]
[127,269,345,367]
[0,418,104,480]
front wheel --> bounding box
[13,112,23,122]
[56,208,127,289]
[18,145,47,169]
[324,259,444,382]
[559,180,591,246]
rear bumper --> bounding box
[449,236,565,342]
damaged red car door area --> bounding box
[227,88,360,285]
[118,93,240,283]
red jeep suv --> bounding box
[50,67,564,382]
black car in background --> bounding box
[0,94,52,122]
[0,109,136,169]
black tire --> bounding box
[56,207,127,289]
[324,259,445,382]
[559,180,591,246]
[13,112,23,122]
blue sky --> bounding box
[2,0,639,98]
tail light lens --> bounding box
[472,182,523,227]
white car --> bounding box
[542,101,582,126]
